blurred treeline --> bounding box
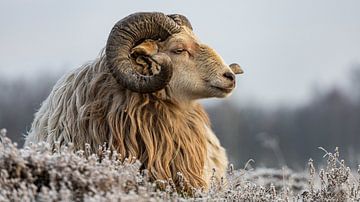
[0,73,60,145]
[1,66,360,169]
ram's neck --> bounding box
[108,92,210,190]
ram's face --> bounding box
[163,27,242,99]
[131,27,243,100]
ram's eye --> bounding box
[172,49,186,54]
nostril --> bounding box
[223,72,235,81]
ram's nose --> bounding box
[223,72,235,82]
[229,63,244,75]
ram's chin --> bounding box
[207,86,234,98]
[216,91,233,98]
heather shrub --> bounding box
[1,128,359,201]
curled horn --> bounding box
[168,14,193,30]
[106,12,182,93]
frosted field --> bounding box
[1,129,359,201]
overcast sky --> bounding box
[1,0,359,106]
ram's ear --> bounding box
[131,39,158,57]
[230,63,244,75]
[131,40,160,75]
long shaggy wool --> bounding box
[25,52,223,190]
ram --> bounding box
[25,12,243,190]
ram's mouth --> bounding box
[211,85,234,93]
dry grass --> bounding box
[1,128,359,201]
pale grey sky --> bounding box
[1,0,360,106]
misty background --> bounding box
[1,1,360,169]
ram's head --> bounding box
[106,12,243,99]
